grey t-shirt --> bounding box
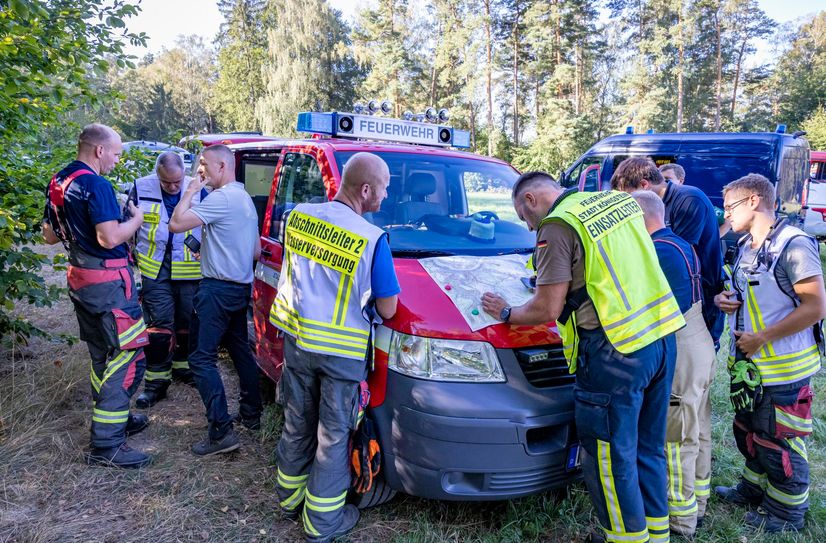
[737,234,822,295]
[191,182,258,284]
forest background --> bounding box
[1,0,826,342]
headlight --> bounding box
[388,332,505,382]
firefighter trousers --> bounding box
[140,253,198,391]
[67,260,148,450]
[666,302,716,534]
[575,326,676,543]
[732,379,813,525]
[275,335,366,540]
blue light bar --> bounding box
[296,111,469,148]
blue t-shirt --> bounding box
[662,181,723,335]
[651,228,698,314]
[162,190,181,249]
[371,234,400,298]
[44,160,127,259]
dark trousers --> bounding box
[275,335,366,538]
[189,278,261,440]
[140,253,199,389]
[732,379,811,524]
[575,327,676,543]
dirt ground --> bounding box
[0,245,376,542]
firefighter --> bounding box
[42,124,151,468]
[714,174,826,533]
[132,151,206,408]
[633,190,716,537]
[482,172,683,543]
[270,152,400,542]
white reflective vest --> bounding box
[729,223,822,385]
[134,174,202,280]
[269,202,385,360]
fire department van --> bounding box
[190,110,580,506]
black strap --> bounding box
[558,287,589,325]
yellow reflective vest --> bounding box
[269,202,385,361]
[134,174,202,280]
[541,190,685,368]
[728,223,822,385]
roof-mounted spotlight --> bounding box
[402,111,414,121]
[353,102,365,114]
[424,107,437,122]
[367,100,379,115]
[625,126,634,134]
[380,100,392,114]
[438,108,449,122]
[776,124,787,134]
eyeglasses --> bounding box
[723,195,754,213]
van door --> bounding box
[253,152,328,380]
[238,151,282,233]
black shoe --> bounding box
[695,516,704,530]
[745,509,804,533]
[583,529,606,543]
[282,508,300,521]
[125,413,150,436]
[86,443,152,469]
[305,504,360,543]
[135,387,167,409]
[172,371,196,387]
[714,485,761,507]
[191,429,240,456]
[232,412,261,431]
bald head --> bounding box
[631,190,666,234]
[202,144,236,171]
[78,123,119,153]
[197,144,236,189]
[336,153,391,215]
[76,123,122,175]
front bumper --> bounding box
[372,347,580,500]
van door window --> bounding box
[270,153,325,241]
[777,144,809,214]
[565,156,603,189]
[241,154,280,235]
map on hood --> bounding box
[419,253,535,331]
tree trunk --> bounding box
[676,2,684,132]
[484,0,494,156]
[714,5,722,131]
[731,38,746,120]
[555,0,562,99]
[512,10,520,147]
[575,40,582,115]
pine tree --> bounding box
[256,0,362,135]
[214,0,268,131]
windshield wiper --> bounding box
[393,249,456,257]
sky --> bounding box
[122,0,824,61]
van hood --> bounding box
[384,257,560,349]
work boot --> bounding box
[714,485,762,507]
[191,428,240,456]
[744,509,804,533]
[172,370,196,387]
[305,504,360,543]
[233,412,261,431]
[86,443,152,469]
[281,507,300,521]
[135,386,168,409]
[125,413,150,436]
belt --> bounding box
[69,250,128,270]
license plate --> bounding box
[566,443,582,470]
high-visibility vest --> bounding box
[542,190,685,366]
[134,174,202,280]
[729,223,822,385]
[270,202,385,361]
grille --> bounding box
[515,344,575,388]
[487,466,576,492]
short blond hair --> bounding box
[723,173,775,210]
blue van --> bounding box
[560,129,811,222]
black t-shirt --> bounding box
[44,161,127,259]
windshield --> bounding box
[335,151,532,256]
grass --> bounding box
[2,243,826,542]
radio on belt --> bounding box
[296,109,471,149]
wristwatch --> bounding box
[500,306,512,323]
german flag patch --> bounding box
[536,240,548,249]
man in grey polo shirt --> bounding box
[169,144,262,456]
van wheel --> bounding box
[349,472,397,509]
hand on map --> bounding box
[482,292,508,319]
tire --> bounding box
[349,472,397,509]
